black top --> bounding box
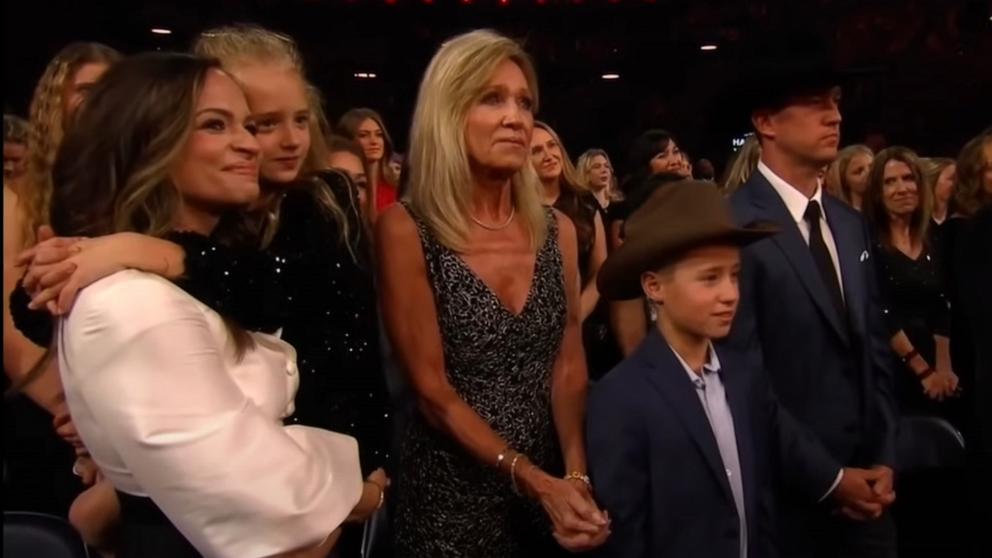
[874,240,950,359]
[551,189,598,285]
[266,177,391,472]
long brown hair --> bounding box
[22,42,121,244]
[864,146,932,249]
[52,52,254,355]
[337,108,400,188]
[954,131,992,216]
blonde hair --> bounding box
[825,144,873,204]
[22,42,120,245]
[954,131,992,216]
[576,148,620,198]
[533,121,585,192]
[721,134,761,193]
[406,29,546,252]
[193,24,352,251]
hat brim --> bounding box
[597,224,779,301]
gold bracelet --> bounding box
[509,454,523,495]
[366,481,385,511]
[564,471,592,489]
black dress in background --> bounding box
[873,240,963,426]
[552,190,620,380]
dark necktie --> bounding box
[803,200,845,316]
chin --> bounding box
[263,167,302,185]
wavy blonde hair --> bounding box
[193,24,351,251]
[575,148,620,198]
[954,131,992,216]
[533,121,585,193]
[407,29,545,252]
[22,42,120,244]
[825,144,873,204]
[721,134,761,193]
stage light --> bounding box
[150,28,172,35]
[700,44,718,51]
[601,73,620,80]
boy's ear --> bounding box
[641,270,666,306]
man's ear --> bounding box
[751,110,775,143]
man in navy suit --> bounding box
[723,47,898,557]
[587,181,844,558]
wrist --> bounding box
[517,463,549,498]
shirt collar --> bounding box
[757,160,823,225]
[669,341,722,387]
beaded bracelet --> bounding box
[564,471,592,489]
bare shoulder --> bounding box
[376,203,419,248]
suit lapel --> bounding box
[638,330,734,503]
[745,175,850,345]
[823,196,867,338]
[720,353,758,535]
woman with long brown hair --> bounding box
[337,108,400,218]
[28,50,381,558]
[863,147,960,419]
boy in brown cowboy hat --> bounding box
[586,180,842,558]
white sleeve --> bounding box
[61,274,362,558]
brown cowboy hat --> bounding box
[597,180,779,300]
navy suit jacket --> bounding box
[724,172,897,477]
[587,329,837,558]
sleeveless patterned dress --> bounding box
[394,204,567,558]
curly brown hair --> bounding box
[22,42,120,244]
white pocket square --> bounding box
[859,250,870,262]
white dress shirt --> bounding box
[757,160,845,299]
[58,270,363,558]
[671,343,748,558]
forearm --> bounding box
[420,387,535,472]
[934,334,952,371]
[579,282,600,322]
[552,331,590,474]
[611,299,647,356]
[889,330,929,375]
[119,233,186,279]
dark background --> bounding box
[5,0,991,174]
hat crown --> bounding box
[624,180,736,246]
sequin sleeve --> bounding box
[168,232,286,334]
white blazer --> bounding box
[58,270,362,558]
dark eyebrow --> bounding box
[196,108,234,119]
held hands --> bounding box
[832,466,895,521]
[18,226,130,315]
[516,465,611,552]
